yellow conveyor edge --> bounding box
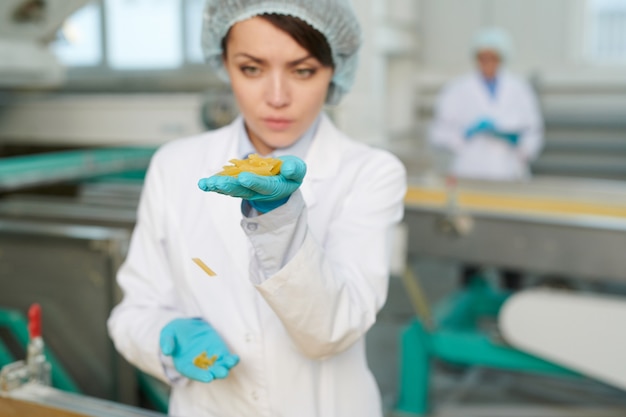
[405,186,626,220]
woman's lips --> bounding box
[263,118,293,131]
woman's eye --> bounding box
[294,68,316,78]
[241,66,260,76]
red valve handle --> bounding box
[28,303,42,339]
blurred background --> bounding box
[2,1,626,416]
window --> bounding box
[52,2,103,67]
[586,0,626,63]
[105,0,183,69]
[50,0,213,89]
[185,0,206,63]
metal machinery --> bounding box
[398,175,626,416]
[0,0,89,87]
[0,0,177,411]
[0,303,164,417]
[404,176,626,282]
[0,149,171,405]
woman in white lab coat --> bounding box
[107,1,407,417]
[430,28,543,288]
[430,28,544,181]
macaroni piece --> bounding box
[193,351,218,369]
[217,154,282,177]
[192,257,216,276]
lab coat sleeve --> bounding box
[255,154,407,359]
[516,83,544,162]
[107,151,185,384]
[429,82,468,153]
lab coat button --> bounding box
[251,391,259,401]
[247,222,258,231]
[245,333,253,343]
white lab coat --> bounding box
[107,113,407,417]
[429,71,544,180]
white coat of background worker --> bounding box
[430,27,544,181]
[106,1,407,416]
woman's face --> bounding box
[223,17,334,155]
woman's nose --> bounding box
[265,73,290,108]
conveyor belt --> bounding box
[0,148,154,192]
[405,186,626,220]
[403,176,626,281]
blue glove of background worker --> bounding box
[465,118,520,146]
[464,118,496,139]
[160,318,239,383]
[198,155,307,213]
[495,131,520,146]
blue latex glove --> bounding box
[198,155,307,213]
[464,118,496,139]
[160,318,239,383]
[494,132,520,146]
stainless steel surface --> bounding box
[405,176,626,281]
[0,197,137,227]
[4,383,164,416]
[78,183,143,208]
[405,206,626,282]
[0,219,135,403]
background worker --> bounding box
[429,27,544,288]
[430,27,544,181]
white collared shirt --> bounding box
[237,116,320,283]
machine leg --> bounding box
[397,320,430,416]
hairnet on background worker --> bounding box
[471,27,513,63]
[107,0,407,416]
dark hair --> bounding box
[221,14,334,68]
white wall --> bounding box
[333,0,419,146]
[419,0,584,75]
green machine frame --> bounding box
[396,276,577,416]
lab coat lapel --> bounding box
[301,114,344,209]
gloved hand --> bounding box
[464,118,496,139]
[495,132,520,146]
[198,155,307,213]
[160,318,239,383]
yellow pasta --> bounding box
[192,257,216,277]
[193,351,218,369]
[217,154,282,177]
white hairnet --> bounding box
[471,28,513,62]
[202,0,362,105]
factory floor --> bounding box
[366,259,626,417]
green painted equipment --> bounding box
[396,276,577,416]
[0,147,155,191]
